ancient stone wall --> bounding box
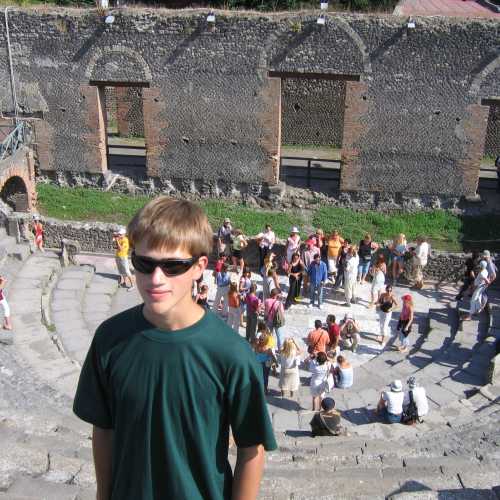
[0,10,498,197]
[281,78,345,148]
[484,103,500,158]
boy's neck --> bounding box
[143,300,205,332]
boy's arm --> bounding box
[93,426,113,500]
[232,444,265,500]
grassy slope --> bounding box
[36,184,500,251]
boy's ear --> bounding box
[194,256,209,278]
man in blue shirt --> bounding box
[308,254,328,309]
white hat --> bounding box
[118,227,126,235]
[479,260,487,269]
[32,214,40,220]
[483,250,491,258]
[391,380,403,392]
[224,218,231,224]
[291,226,299,234]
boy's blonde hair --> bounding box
[128,197,213,256]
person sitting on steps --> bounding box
[309,397,347,437]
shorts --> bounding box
[0,299,10,318]
[328,258,337,274]
[358,260,371,276]
[232,249,242,259]
[116,257,132,278]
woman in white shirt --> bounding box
[309,352,333,411]
[463,260,490,320]
[412,236,430,290]
[278,338,302,398]
[258,224,276,269]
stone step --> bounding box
[0,476,94,500]
[51,265,95,365]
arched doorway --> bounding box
[0,176,29,212]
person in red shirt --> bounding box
[326,314,340,353]
[307,320,329,356]
[212,253,227,284]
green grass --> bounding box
[36,184,500,251]
[312,207,463,251]
[36,184,305,239]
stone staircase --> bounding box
[0,239,498,499]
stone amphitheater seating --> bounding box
[0,229,498,499]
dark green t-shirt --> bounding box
[73,306,277,500]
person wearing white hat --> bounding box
[286,227,301,265]
[113,227,134,291]
[402,377,429,424]
[376,379,404,424]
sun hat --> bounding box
[402,294,412,301]
[321,397,336,411]
[223,218,231,223]
[407,376,417,389]
[483,250,491,258]
[290,226,299,234]
[118,227,126,235]
[391,380,403,392]
[479,260,487,269]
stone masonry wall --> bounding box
[0,10,498,197]
[281,78,345,148]
[484,103,500,158]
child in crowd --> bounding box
[226,281,241,332]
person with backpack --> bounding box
[402,377,428,424]
[309,397,346,437]
[264,288,285,350]
[306,320,330,356]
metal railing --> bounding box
[279,155,341,192]
[0,121,25,161]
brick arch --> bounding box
[0,150,36,212]
[84,46,152,83]
[469,53,500,100]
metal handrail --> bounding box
[0,121,24,161]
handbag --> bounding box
[320,364,334,394]
[401,390,418,425]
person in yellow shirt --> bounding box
[327,230,344,279]
[114,227,135,291]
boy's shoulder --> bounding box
[93,304,144,351]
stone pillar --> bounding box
[115,86,131,137]
[258,76,281,185]
[143,88,167,178]
[340,81,368,192]
[80,85,108,175]
[33,120,54,172]
[458,103,490,196]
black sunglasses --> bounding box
[131,251,200,277]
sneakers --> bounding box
[127,286,135,292]
[307,304,313,309]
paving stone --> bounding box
[56,279,86,291]
[51,300,82,313]
[7,477,79,500]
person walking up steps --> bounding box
[0,275,12,330]
[32,215,44,252]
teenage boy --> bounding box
[73,197,276,500]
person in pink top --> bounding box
[397,294,414,353]
[286,227,301,264]
[264,288,285,350]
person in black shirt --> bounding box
[455,251,479,301]
[309,398,346,436]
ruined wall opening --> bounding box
[90,81,149,177]
[270,72,358,195]
[477,98,500,192]
[0,176,29,212]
